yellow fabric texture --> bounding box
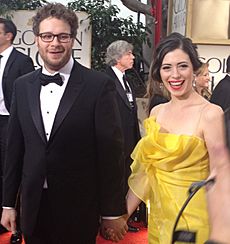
[128,117,210,244]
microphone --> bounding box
[188,178,215,195]
[171,178,215,244]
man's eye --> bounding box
[43,34,52,39]
[60,35,68,39]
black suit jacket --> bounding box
[105,67,140,184]
[210,75,230,111]
[3,61,126,238]
[2,48,34,112]
[105,67,140,155]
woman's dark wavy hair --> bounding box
[146,33,202,104]
[151,32,202,83]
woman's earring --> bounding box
[160,82,163,90]
[192,75,196,88]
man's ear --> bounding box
[35,36,39,46]
[5,32,13,42]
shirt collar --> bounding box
[111,66,125,82]
[0,45,13,60]
[42,57,74,76]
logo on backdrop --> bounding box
[197,45,230,89]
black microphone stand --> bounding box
[171,178,215,244]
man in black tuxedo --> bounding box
[0,4,127,244]
[105,40,143,232]
[0,18,34,242]
[210,56,230,111]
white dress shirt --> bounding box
[111,66,134,105]
[40,58,73,140]
[111,66,128,90]
[41,57,73,188]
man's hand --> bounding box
[100,216,128,242]
[1,208,17,233]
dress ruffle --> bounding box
[128,117,210,243]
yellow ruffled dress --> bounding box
[128,117,210,244]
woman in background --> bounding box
[194,62,212,100]
[124,33,230,244]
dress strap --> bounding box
[194,103,210,135]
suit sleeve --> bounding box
[210,85,230,112]
[95,76,127,216]
[20,56,35,75]
[2,81,24,207]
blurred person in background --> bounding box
[210,55,230,111]
[105,40,146,232]
[194,62,211,100]
[0,17,34,244]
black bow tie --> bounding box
[40,73,63,86]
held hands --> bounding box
[1,208,17,233]
[100,215,128,242]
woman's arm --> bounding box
[203,104,230,242]
[125,189,142,221]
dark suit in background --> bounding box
[0,46,34,220]
[210,74,230,111]
[210,56,230,112]
[148,94,168,115]
[0,18,34,241]
[105,40,143,232]
[1,48,34,113]
[106,67,140,185]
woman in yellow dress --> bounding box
[124,33,230,244]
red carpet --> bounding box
[0,232,25,244]
[0,222,147,244]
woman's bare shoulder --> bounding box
[203,103,224,123]
[149,102,169,117]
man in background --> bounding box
[105,40,145,232]
[0,17,34,243]
[210,56,230,111]
[1,4,127,243]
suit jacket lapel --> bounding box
[107,67,131,109]
[27,69,47,143]
[49,62,85,141]
[2,48,16,89]
[27,62,85,144]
